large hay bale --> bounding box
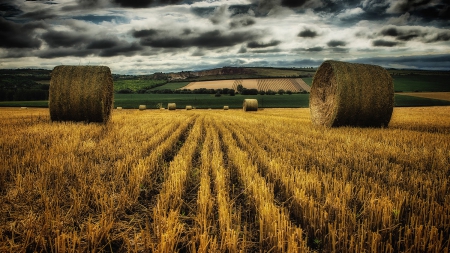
[223,106,229,110]
[139,105,146,111]
[243,99,258,111]
[310,60,394,127]
[168,103,176,110]
[49,66,113,123]
[186,105,193,110]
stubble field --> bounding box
[0,107,449,252]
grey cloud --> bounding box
[305,46,323,52]
[372,39,400,47]
[327,40,346,47]
[41,30,88,48]
[229,17,256,29]
[379,26,450,43]
[0,3,23,18]
[86,39,119,49]
[0,17,44,48]
[99,42,142,57]
[133,29,159,38]
[139,29,262,49]
[20,9,57,20]
[247,40,280,48]
[298,28,318,38]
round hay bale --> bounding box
[310,60,394,128]
[186,105,193,110]
[223,106,229,110]
[49,65,113,123]
[139,105,146,111]
[117,107,123,110]
[20,107,28,109]
[168,103,176,110]
[243,99,258,111]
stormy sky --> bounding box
[0,0,449,74]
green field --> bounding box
[113,94,310,109]
[3,94,450,109]
[150,82,190,90]
[113,79,167,92]
[392,75,450,92]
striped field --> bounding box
[181,78,311,92]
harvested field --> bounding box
[401,92,450,101]
[0,107,449,252]
[181,78,310,92]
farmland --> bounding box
[1,107,449,252]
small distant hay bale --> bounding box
[310,60,394,127]
[243,99,258,111]
[49,65,113,123]
[160,107,165,110]
[117,107,123,110]
[139,105,146,111]
[186,105,193,110]
[168,103,176,110]
[223,106,229,110]
[20,107,27,109]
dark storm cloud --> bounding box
[132,29,159,38]
[280,0,308,8]
[86,38,119,49]
[0,17,44,48]
[305,46,323,52]
[298,28,317,38]
[0,3,23,18]
[20,9,57,20]
[99,42,142,57]
[41,30,88,48]
[372,39,401,47]
[379,26,450,43]
[138,29,261,49]
[327,40,346,47]
[247,40,280,48]
[112,0,182,8]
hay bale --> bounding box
[49,66,113,123]
[139,105,146,111]
[223,106,229,110]
[243,99,258,111]
[117,107,123,110]
[20,107,27,109]
[186,105,193,110]
[310,60,394,127]
[168,103,176,110]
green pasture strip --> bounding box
[150,82,190,90]
[113,94,310,109]
[392,75,450,92]
[113,79,167,92]
[394,94,450,107]
[3,94,450,108]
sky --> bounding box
[0,0,449,74]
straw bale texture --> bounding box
[310,60,394,127]
[243,99,258,111]
[49,66,113,123]
[168,103,176,110]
